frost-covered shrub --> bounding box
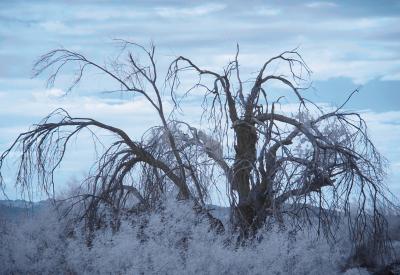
[63,198,356,274]
[5,197,399,274]
[0,206,68,274]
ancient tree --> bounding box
[0,42,391,249]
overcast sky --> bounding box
[0,0,399,200]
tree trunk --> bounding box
[232,122,258,235]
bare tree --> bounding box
[0,42,393,252]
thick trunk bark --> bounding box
[232,122,259,235]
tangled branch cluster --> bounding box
[0,42,393,253]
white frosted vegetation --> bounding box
[1,198,388,275]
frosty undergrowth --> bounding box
[1,197,386,275]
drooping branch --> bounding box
[33,45,192,199]
[0,109,188,199]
